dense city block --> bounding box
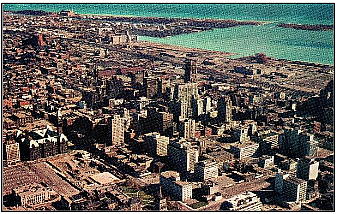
[2,10,334,211]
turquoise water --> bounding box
[4,4,334,64]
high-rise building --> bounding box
[160,171,192,202]
[195,160,218,181]
[111,115,125,146]
[174,83,199,119]
[283,176,307,203]
[131,71,144,89]
[235,126,250,143]
[168,138,199,173]
[144,132,169,157]
[143,77,158,98]
[204,96,212,113]
[274,171,290,194]
[222,192,262,211]
[278,129,318,157]
[183,59,197,83]
[296,158,319,180]
[258,155,274,169]
[179,119,196,139]
[149,111,174,136]
[230,142,259,160]
[192,97,204,118]
[217,96,233,123]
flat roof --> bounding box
[89,172,120,185]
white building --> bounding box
[230,141,259,160]
[179,119,196,139]
[223,192,262,211]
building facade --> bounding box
[195,160,218,181]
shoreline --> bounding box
[6,9,333,66]
[137,40,237,57]
[139,40,333,67]
[7,9,271,25]
[79,13,272,25]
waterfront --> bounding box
[4,3,334,65]
[2,5,334,211]
[140,23,333,65]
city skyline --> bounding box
[2,3,334,212]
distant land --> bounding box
[277,23,333,31]
[8,9,266,38]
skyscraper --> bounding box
[174,82,199,119]
[168,138,199,173]
[143,77,158,98]
[179,119,196,139]
[296,158,319,180]
[144,132,170,157]
[111,114,125,146]
[195,160,218,181]
[278,129,319,157]
[283,176,307,203]
[183,59,197,83]
[217,96,233,123]
[192,97,204,118]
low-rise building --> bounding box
[12,183,58,208]
[222,191,262,211]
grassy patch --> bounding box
[191,201,208,209]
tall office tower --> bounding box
[204,96,212,113]
[152,111,173,136]
[283,176,308,203]
[177,101,189,120]
[158,78,170,97]
[192,97,204,118]
[160,171,193,202]
[184,59,197,83]
[168,138,199,173]
[296,158,319,180]
[278,129,319,157]
[143,77,158,98]
[230,142,259,160]
[111,114,125,146]
[274,171,290,194]
[195,160,219,181]
[237,126,250,143]
[56,108,63,134]
[179,119,196,139]
[131,71,144,89]
[144,132,170,157]
[174,82,199,118]
[147,108,170,133]
[217,96,233,123]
